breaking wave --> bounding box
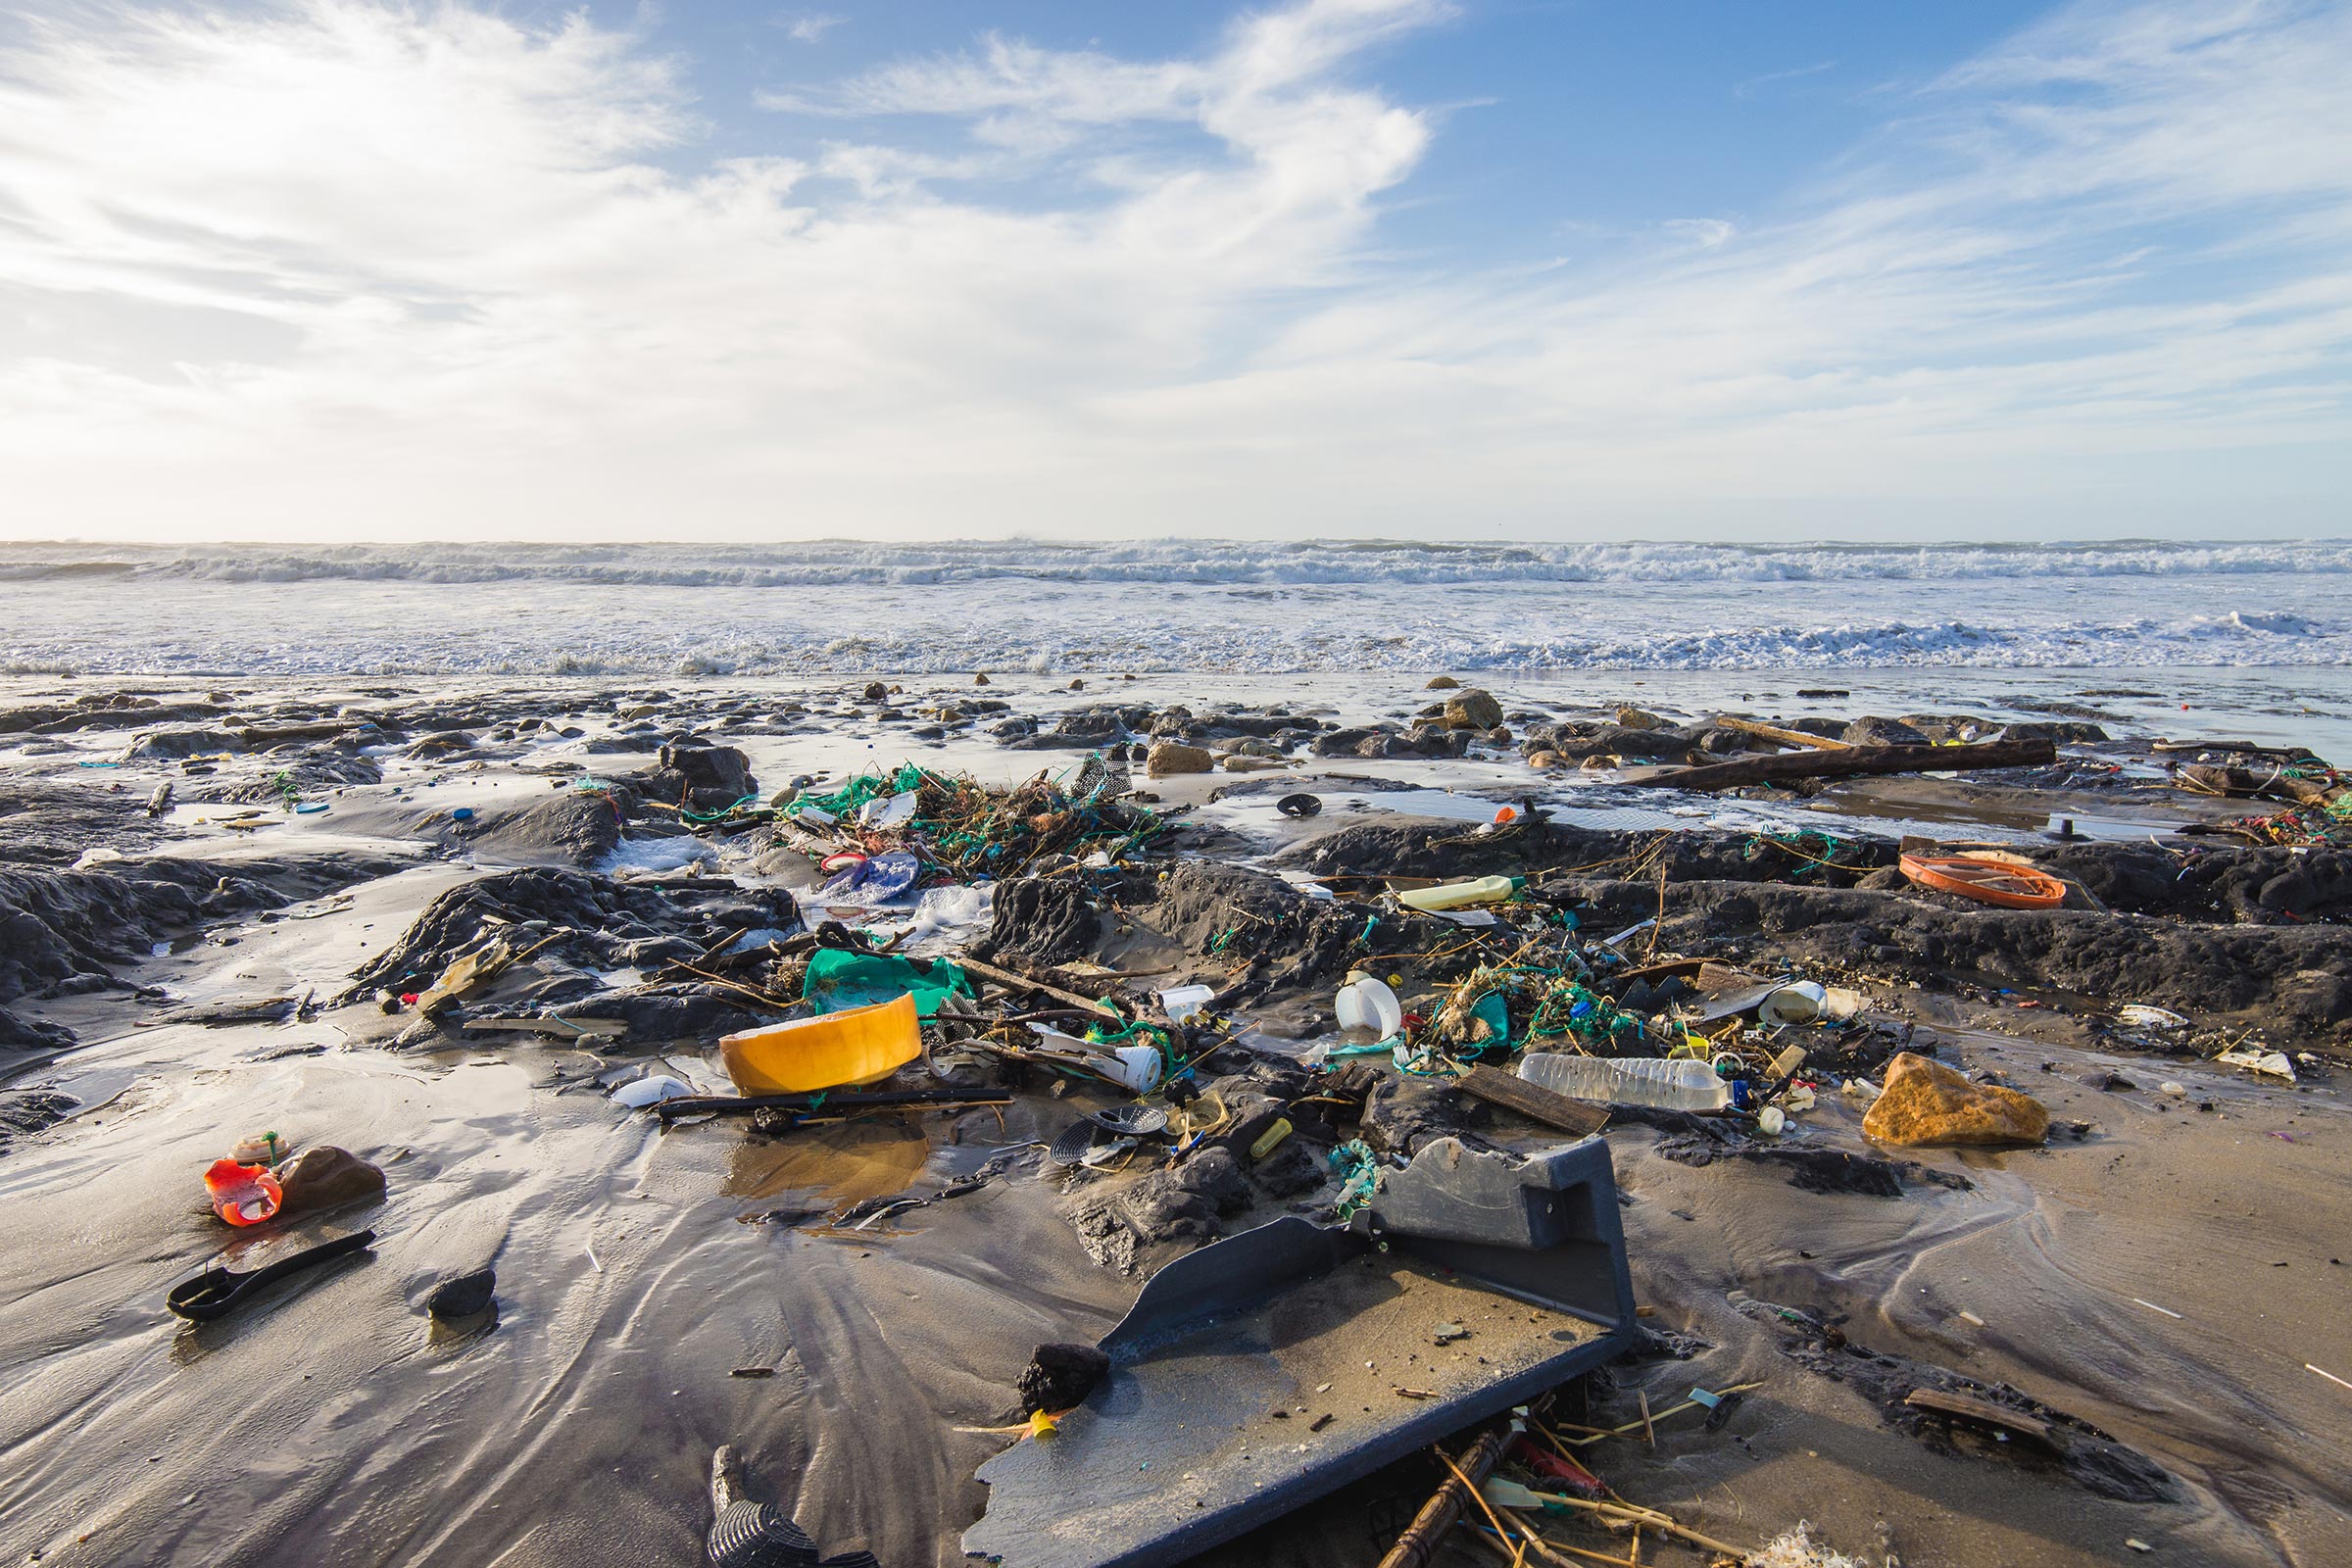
[1,537,2347,589]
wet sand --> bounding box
[3,671,2349,1567]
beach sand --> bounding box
[2,671,2347,1567]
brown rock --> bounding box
[973,672,991,685]
[1443,689,1504,729]
[1615,706,1666,730]
[1863,1054,2048,1148]
[1527,750,1563,769]
[272,1146,387,1217]
[1146,742,1214,777]
[1424,675,1461,690]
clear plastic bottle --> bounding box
[1519,1054,1734,1111]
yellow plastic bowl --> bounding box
[717,993,923,1095]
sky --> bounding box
[0,0,2347,543]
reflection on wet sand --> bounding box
[722,1119,933,1222]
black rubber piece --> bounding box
[167,1229,375,1322]
[1276,793,1323,818]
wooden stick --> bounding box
[1518,1494,1748,1560]
[1454,1065,1610,1138]
[956,955,1125,1022]
[1378,1427,1512,1568]
[1711,715,1850,752]
[1636,1391,1654,1447]
[1629,736,2057,794]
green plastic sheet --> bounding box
[802,948,974,1020]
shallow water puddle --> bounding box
[720,1119,933,1219]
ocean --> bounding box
[1,538,2343,682]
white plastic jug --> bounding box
[1334,973,1403,1037]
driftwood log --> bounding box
[1632,737,2057,794]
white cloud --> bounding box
[0,0,2345,541]
[1663,219,1737,249]
[780,13,843,45]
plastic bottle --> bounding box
[1519,1054,1735,1111]
[1396,875,1525,912]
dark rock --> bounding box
[1840,715,1930,748]
[0,1088,77,1148]
[428,1267,495,1319]
[646,735,755,810]
[459,789,626,866]
[404,730,479,760]
[0,1006,74,1071]
[2,853,399,1004]
[1017,1343,1110,1415]
[1063,1147,1251,1272]
[122,725,247,760]
[985,878,1102,966]
[2002,720,2110,743]
[1361,1074,1480,1157]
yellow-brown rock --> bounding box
[1862,1053,2048,1148]
[1146,742,1214,777]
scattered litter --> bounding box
[612,1074,692,1108]
[2216,1047,2295,1081]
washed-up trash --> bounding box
[2117,1004,2188,1030]
[717,993,923,1095]
[1048,1118,1113,1168]
[1758,981,1828,1025]
[1102,1043,1162,1094]
[963,1137,1635,1568]
[1519,1054,1738,1112]
[1156,983,1214,1023]
[1480,1477,1557,1511]
[613,1074,693,1108]
[167,1229,375,1322]
[858,792,918,830]
[1696,969,1863,1026]
[1248,1117,1294,1161]
[413,940,510,1015]
[802,948,973,1018]
[2216,1047,2296,1081]
[1396,874,1524,912]
[1898,853,2068,909]
[818,849,921,906]
[205,1158,285,1226]
[893,883,994,948]
[231,1130,289,1165]
[1276,793,1322,818]
[1334,971,1404,1037]
[709,1444,880,1568]
[1087,1103,1169,1138]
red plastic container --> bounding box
[205,1158,283,1226]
